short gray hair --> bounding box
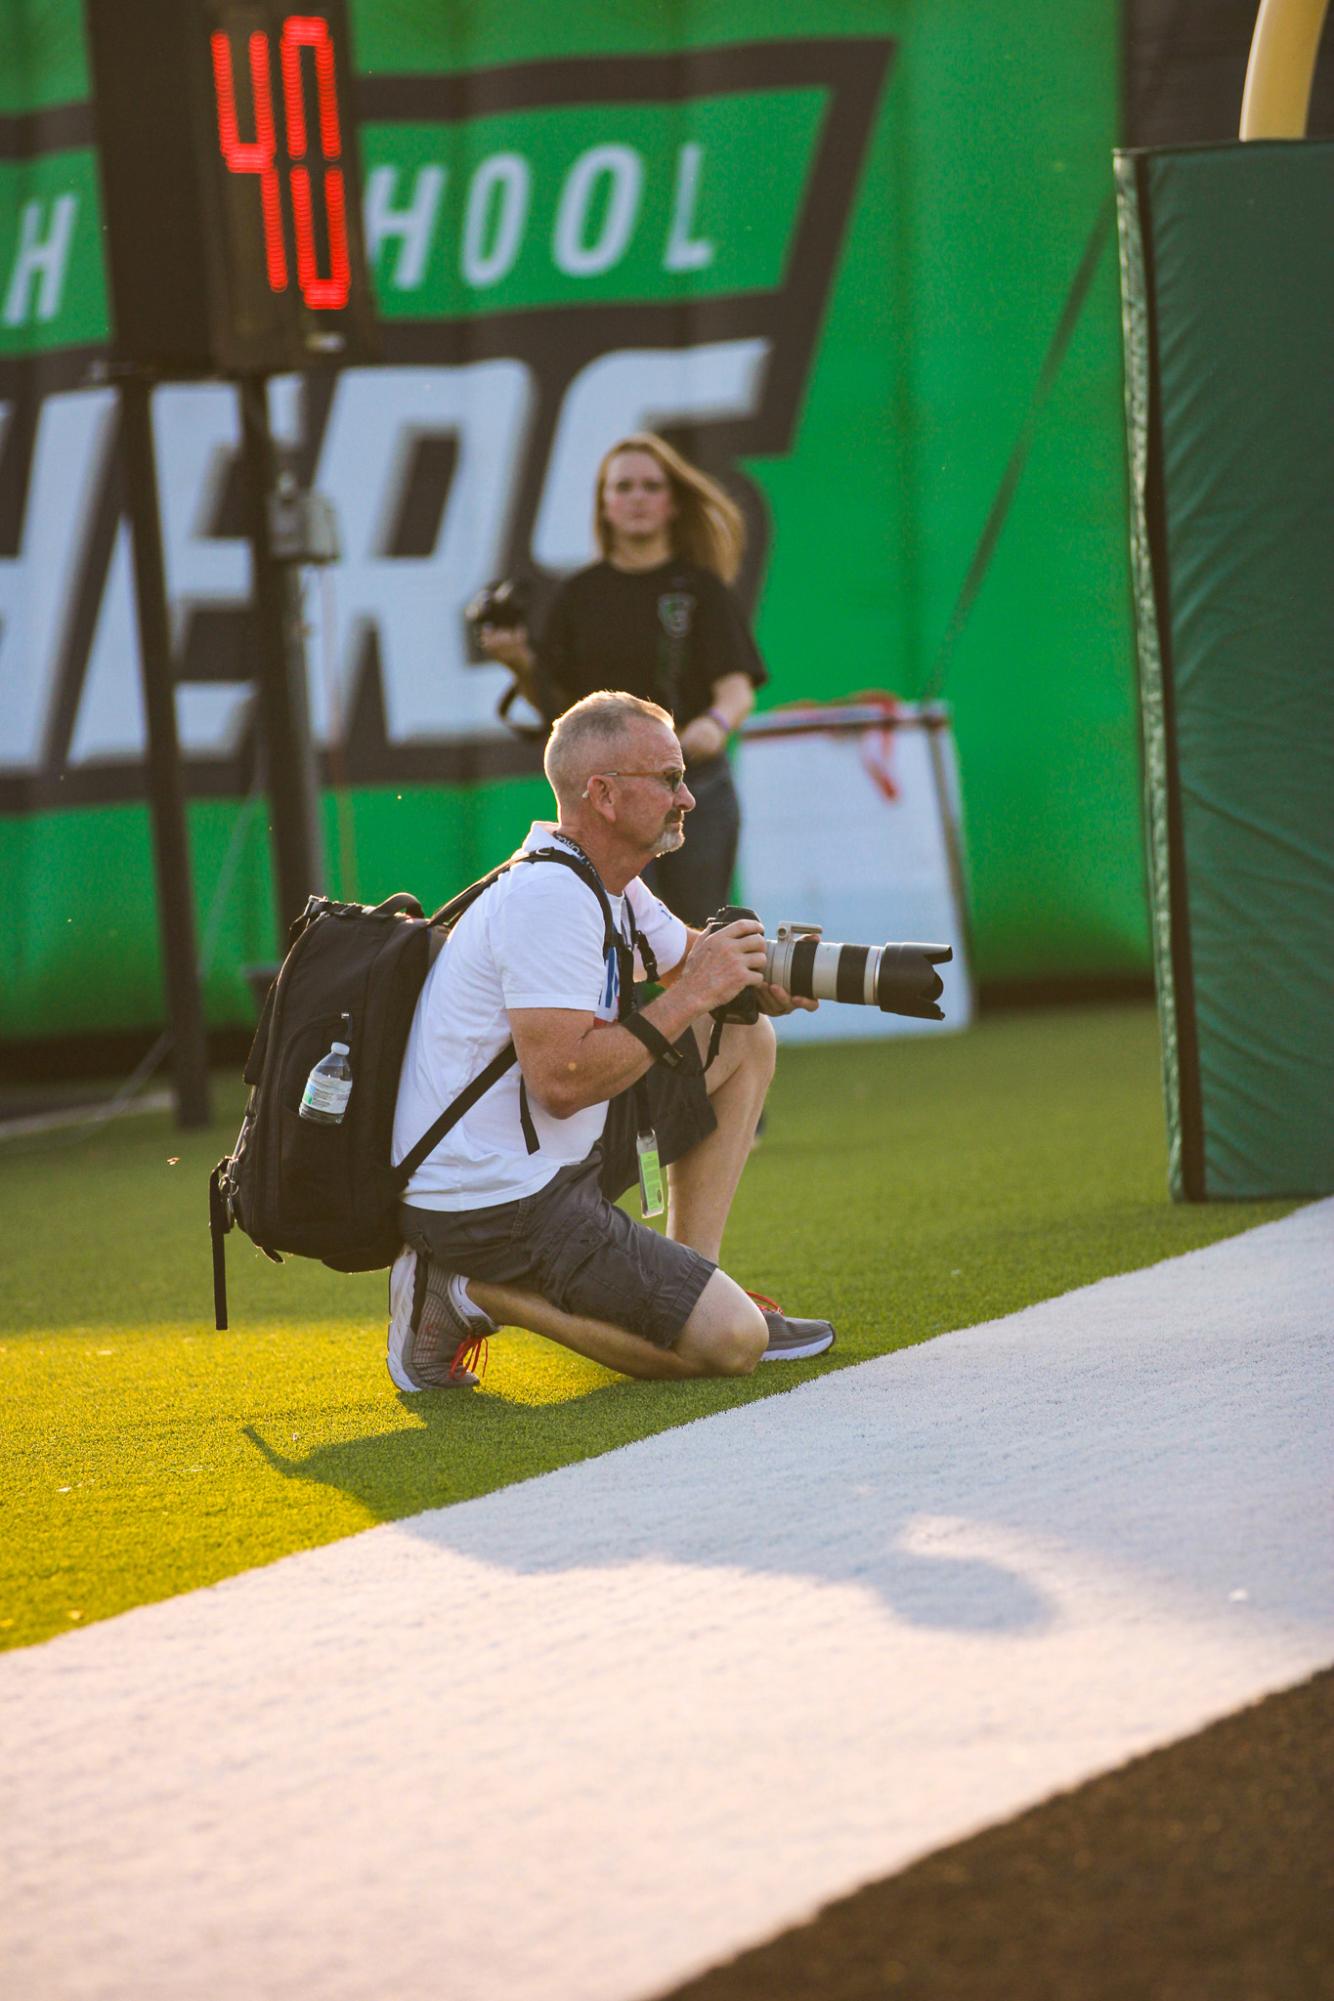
[544,690,674,807]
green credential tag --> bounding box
[636,1129,665,1219]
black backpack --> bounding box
[208,848,619,1330]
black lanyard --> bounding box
[545,834,659,997]
[541,836,664,1145]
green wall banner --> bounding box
[1116,140,1334,1199]
[1,0,1138,1041]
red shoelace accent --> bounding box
[746,1290,782,1314]
[449,1333,489,1381]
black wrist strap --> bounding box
[621,1010,687,1071]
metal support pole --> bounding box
[117,373,212,1129]
[237,372,326,938]
[1241,0,1330,137]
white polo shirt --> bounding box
[393,825,689,1210]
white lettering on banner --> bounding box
[152,382,260,758]
[5,342,772,776]
[664,144,715,272]
[310,362,535,744]
[264,372,306,455]
[364,165,447,290]
[67,381,306,767]
[67,522,144,764]
[532,339,770,571]
[0,388,118,771]
[553,146,644,277]
[1,196,78,326]
[461,154,530,289]
[360,143,719,290]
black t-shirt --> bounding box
[537,559,766,725]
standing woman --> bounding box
[480,432,767,925]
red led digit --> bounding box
[210,29,287,293]
[280,15,350,309]
[288,166,349,308]
[280,15,341,160]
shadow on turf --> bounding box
[242,1379,762,1521]
[243,1387,1051,1640]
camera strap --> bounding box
[702,1012,729,1073]
[616,901,669,1193]
[546,838,678,1187]
[621,1011,687,1070]
[516,842,665,1154]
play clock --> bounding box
[86,0,378,375]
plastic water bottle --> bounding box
[299,1037,353,1125]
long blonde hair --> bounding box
[593,432,746,583]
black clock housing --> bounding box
[85,0,378,375]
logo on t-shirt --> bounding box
[657,593,695,641]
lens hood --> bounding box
[874,943,953,1018]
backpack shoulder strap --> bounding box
[400,845,624,1183]
[517,846,617,952]
[428,859,516,932]
[428,847,617,949]
[393,1040,522,1188]
[522,846,660,1007]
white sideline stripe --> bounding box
[2,1202,1331,2001]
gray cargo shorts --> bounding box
[399,1143,716,1351]
[399,1038,720,1349]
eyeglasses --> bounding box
[588,768,688,796]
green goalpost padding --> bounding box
[1116,140,1334,1199]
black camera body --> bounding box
[702,906,953,1023]
[704,906,764,1027]
[463,576,530,665]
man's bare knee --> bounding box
[712,1318,765,1375]
[695,1013,777,1099]
[729,1012,776,1086]
[675,1270,767,1377]
[749,1011,777,1073]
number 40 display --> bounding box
[87,0,377,377]
[211,13,350,310]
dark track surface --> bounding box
[663,1669,1333,2001]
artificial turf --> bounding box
[0,1001,1297,1653]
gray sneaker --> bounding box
[386,1247,496,1391]
[748,1291,837,1363]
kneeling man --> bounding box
[388,690,836,1389]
